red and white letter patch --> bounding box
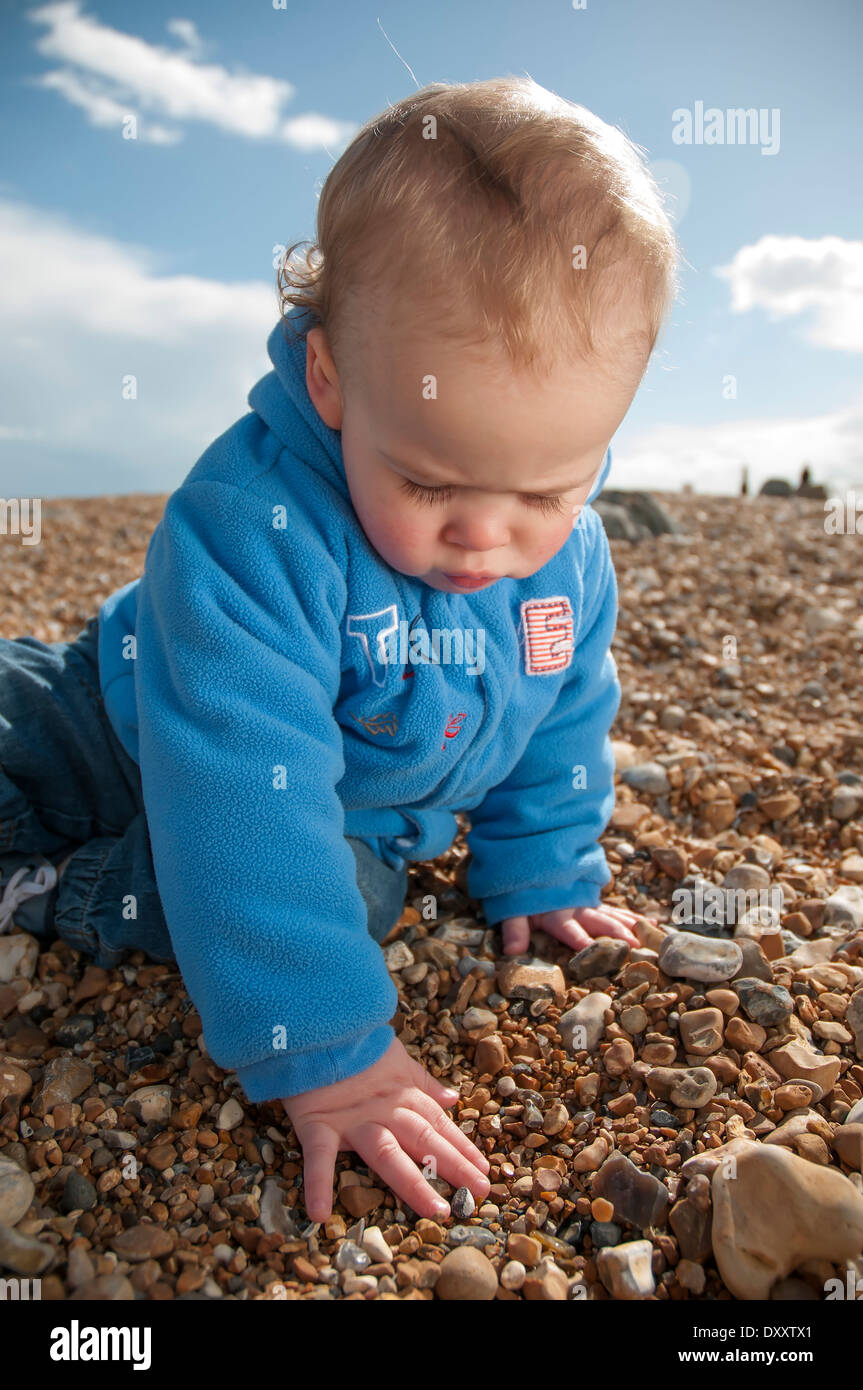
[520,596,574,675]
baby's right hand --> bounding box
[282,1037,491,1223]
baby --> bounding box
[0,77,677,1224]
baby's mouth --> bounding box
[442,572,498,590]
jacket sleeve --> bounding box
[465,513,622,924]
[134,476,397,1102]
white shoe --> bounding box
[0,852,71,935]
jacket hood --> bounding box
[247,307,350,498]
[588,446,612,504]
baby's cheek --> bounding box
[525,520,569,568]
[390,506,423,541]
[370,504,430,564]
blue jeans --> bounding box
[0,617,408,966]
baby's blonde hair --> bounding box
[278,76,680,384]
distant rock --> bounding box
[594,490,680,541]
[593,501,642,540]
[758,477,828,500]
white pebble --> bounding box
[361,1226,393,1263]
[218,1097,244,1131]
[500,1259,526,1290]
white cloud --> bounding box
[38,68,181,144]
[165,19,204,59]
[0,425,46,441]
[715,235,863,353]
[27,1,357,149]
[613,399,863,497]
[0,198,280,496]
[279,112,364,153]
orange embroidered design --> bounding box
[351,711,398,737]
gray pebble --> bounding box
[590,1221,623,1249]
[60,1170,97,1213]
[54,1015,96,1047]
[451,1187,475,1220]
[446,1224,500,1249]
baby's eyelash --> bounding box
[523,493,566,516]
[398,478,567,515]
[399,479,455,506]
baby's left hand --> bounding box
[499,904,654,956]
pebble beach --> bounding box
[1,490,862,1303]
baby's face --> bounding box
[307,321,645,593]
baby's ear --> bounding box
[305,328,344,431]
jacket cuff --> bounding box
[480,879,606,927]
[234,1024,396,1103]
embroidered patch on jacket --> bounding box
[351,711,398,737]
[346,606,399,688]
[441,711,467,750]
[520,596,574,675]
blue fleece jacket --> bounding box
[97,307,621,1103]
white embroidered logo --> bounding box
[520,596,574,675]
[345,606,399,687]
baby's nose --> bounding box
[442,510,509,551]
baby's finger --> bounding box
[294,1119,341,1222]
[545,916,594,952]
[575,909,639,944]
[348,1122,452,1220]
[391,1109,492,1202]
[501,915,531,955]
[407,1091,491,1174]
[410,1062,461,1112]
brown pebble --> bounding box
[71,965,109,1004]
[507,1233,541,1266]
[833,1125,863,1170]
[726,1017,768,1052]
[340,1186,386,1218]
[147,1145,177,1171]
[775,1083,815,1112]
[793,1134,831,1165]
[111,1225,175,1262]
[414,1219,444,1245]
[704,989,739,1016]
[679,1007,725,1056]
[473,1034,508,1076]
[68,1275,135,1301]
[176,1266,206,1294]
[435,1246,497,1300]
[522,1262,569,1300]
[0,1062,32,1101]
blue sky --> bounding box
[1,0,861,498]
